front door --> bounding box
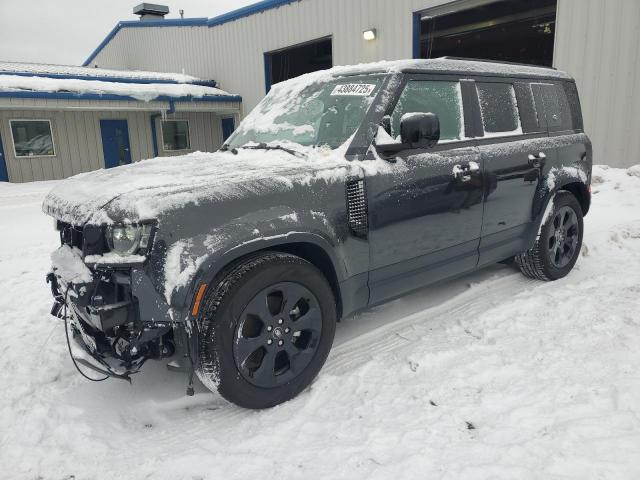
[0,131,8,182]
[100,120,132,169]
[366,78,484,304]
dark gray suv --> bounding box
[44,58,592,409]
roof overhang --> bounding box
[0,71,216,87]
[0,91,242,113]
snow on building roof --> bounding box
[0,61,208,85]
[0,62,240,103]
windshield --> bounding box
[226,75,383,150]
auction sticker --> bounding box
[331,84,377,96]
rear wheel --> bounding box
[196,252,336,409]
[516,191,583,281]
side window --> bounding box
[533,83,574,131]
[476,83,522,136]
[391,81,464,142]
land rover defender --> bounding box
[44,58,592,409]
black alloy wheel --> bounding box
[196,252,336,409]
[233,282,322,388]
[516,191,584,281]
[546,205,580,269]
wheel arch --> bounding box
[559,181,591,216]
[527,177,590,249]
[184,233,346,321]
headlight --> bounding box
[105,224,153,256]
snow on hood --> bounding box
[41,143,391,225]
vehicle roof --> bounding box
[324,58,573,81]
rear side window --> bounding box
[391,80,464,142]
[476,82,522,136]
[533,82,574,131]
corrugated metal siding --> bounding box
[554,0,640,167]
[89,0,640,168]
[88,0,448,111]
[0,107,227,182]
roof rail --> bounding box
[437,56,557,70]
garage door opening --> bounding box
[264,37,332,92]
[416,0,557,67]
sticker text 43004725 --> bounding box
[330,84,376,96]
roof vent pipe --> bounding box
[133,3,170,21]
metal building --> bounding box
[0,62,241,182]
[84,0,640,169]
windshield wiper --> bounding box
[240,143,307,158]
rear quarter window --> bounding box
[532,82,575,132]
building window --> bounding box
[161,120,191,151]
[390,81,465,142]
[476,83,522,136]
[10,120,55,157]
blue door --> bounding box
[100,120,132,169]
[221,117,235,142]
[0,131,8,182]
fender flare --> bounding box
[175,230,345,317]
[525,170,590,248]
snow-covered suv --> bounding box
[44,59,592,409]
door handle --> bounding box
[453,161,480,183]
[528,152,546,168]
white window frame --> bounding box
[160,119,191,152]
[9,119,56,158]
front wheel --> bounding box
[196,252,336,409]
[516,191,584,281]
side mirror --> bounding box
[400,112,440,148]
[375,112,440,156]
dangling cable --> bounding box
[62,287,109,382]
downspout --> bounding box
[150,113,161,157]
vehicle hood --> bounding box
[42,147,367,225]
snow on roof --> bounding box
[0,61,205,84]
[0,65,239,102]
[291,58,572,83]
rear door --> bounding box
[367,76,484,304]
[474,78,553,267]
[100,120,132,169]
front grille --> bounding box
[346,179,368,238]
[59,222,84,250]
[58,222,105,256]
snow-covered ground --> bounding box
[1,165,639,480]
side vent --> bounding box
[346,179,368,238]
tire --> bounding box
[196,252,337,409]
[516,191,584,281]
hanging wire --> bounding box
[62,287,109,382]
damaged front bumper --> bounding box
[47,249,183,381]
